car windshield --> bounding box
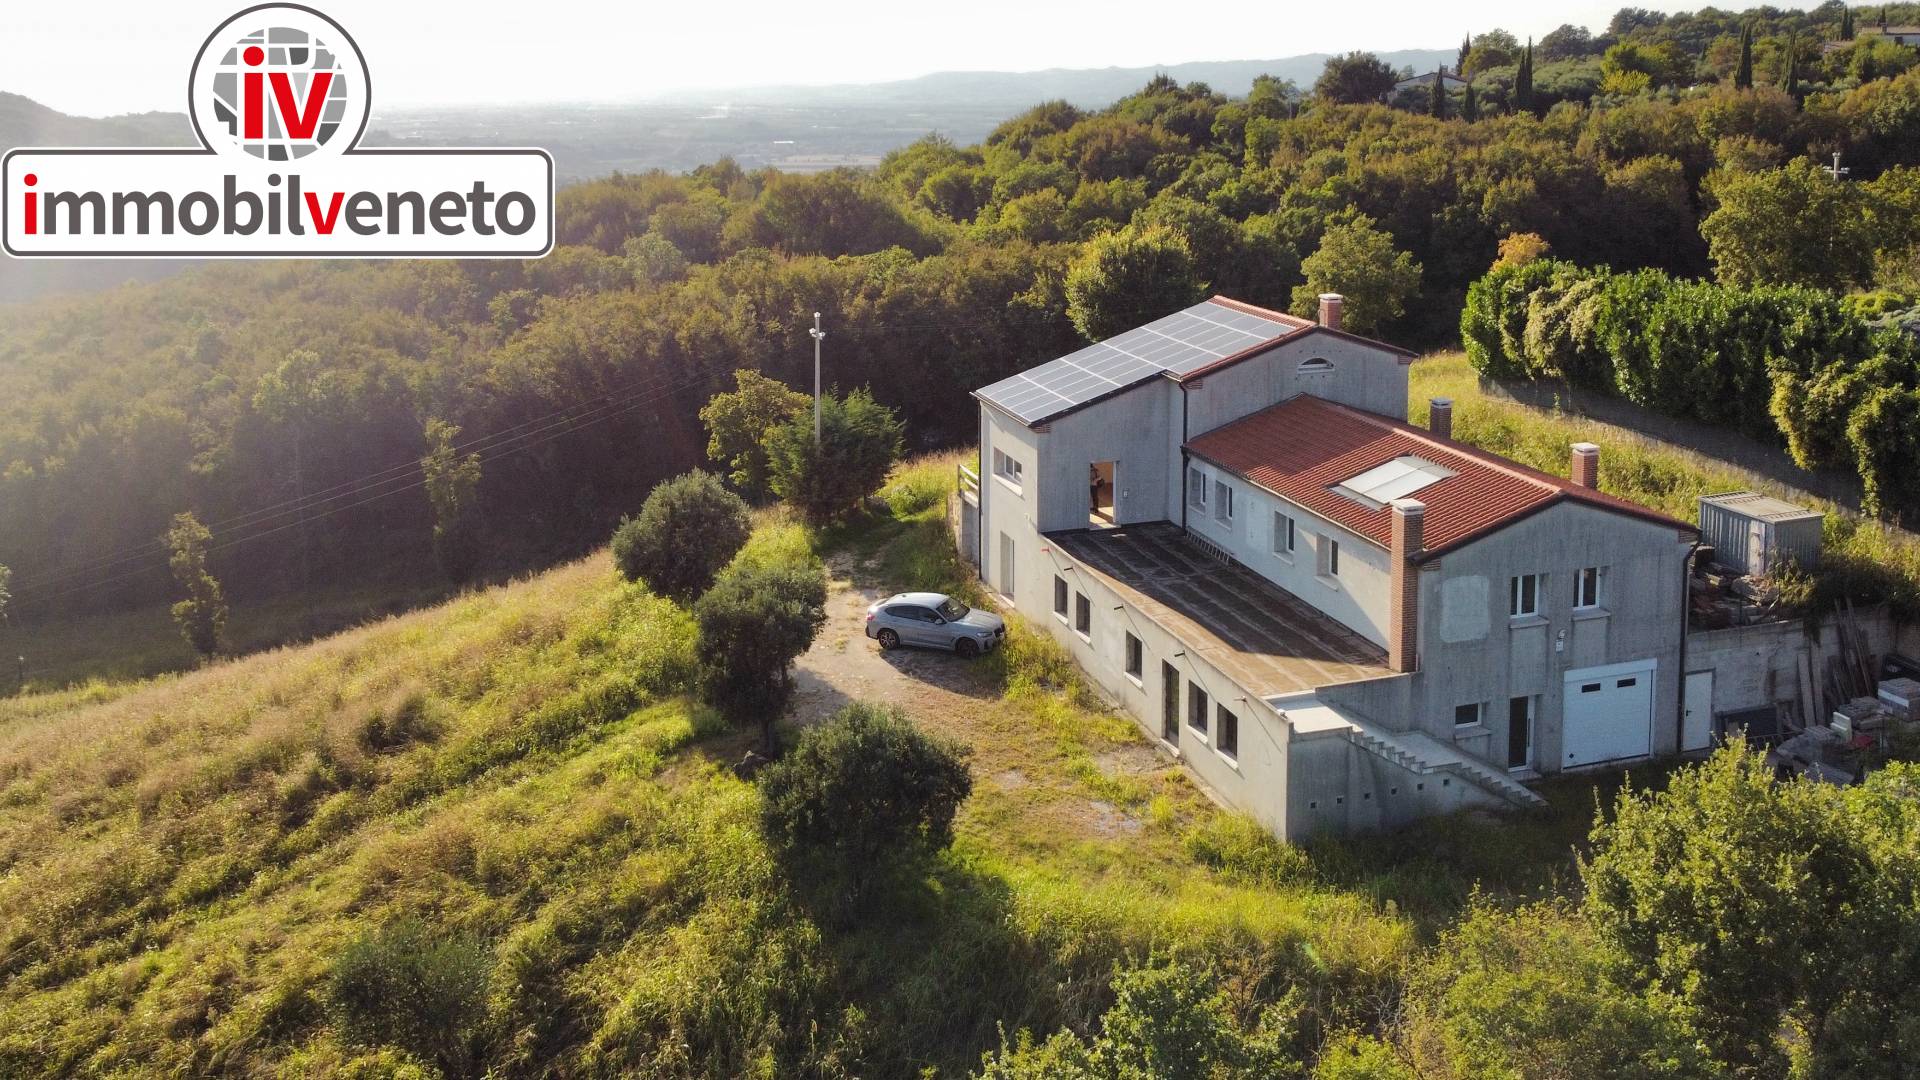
[936,598,969,620]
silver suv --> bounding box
[865,592,1006,656]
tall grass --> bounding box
[1413,353,1920,615]
[0,456,1617,1077]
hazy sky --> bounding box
[8,0,1710,116]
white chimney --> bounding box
[1318,293,1344,331]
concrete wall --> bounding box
[1285,726,1506,838]
[1184,333,1411,437]
[979,404,1043,599]
[1028,538,1295,837]
[1411,501,1694,773]
[1685,606,1896,724]
[1184,460,1393,647]
[1036,379,1180,534]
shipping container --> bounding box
[1698,490,1824,577]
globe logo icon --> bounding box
[205,25,351,160]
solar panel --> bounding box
[976,299,1298,425]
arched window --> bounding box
[1298,357,1334,375]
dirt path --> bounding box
[790,551,1001,730]
[789,551,1171,838]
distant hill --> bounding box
[647,51,1458,110]
[0,91,190,149]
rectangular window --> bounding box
[1272,511,1295,556]
[1213,481,1234,522]
[1125,632,1143,680]
[1318,536,1340,579]
[1574,566,1601,609]
[1509,573,1541,617]
[1455,702,1482,728]
[1188,467,1207,509]
[1053,575,1068,619]
[992,448,1023,488]
[1075,592,1091,637]
[1188,684,1210,736]
[1216,703,1238,758]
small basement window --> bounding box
[1318,536,1340,579]
[1075,592,1091,637]
[1216,704,1238,757]
[1188,467,1207,509]
[1455,702,1482,728]
[1213,480,1234,523]
[1188,684,1210,736]
[1053,575,1068,619]
[1124,632,1143,680]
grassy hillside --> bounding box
[1411,353,1920,614]
[0,457,1617,1077]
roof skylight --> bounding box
[1333,455,1455,508]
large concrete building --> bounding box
[971,295,1698,838]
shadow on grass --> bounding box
[1302,758,1689,932]
[796,852,1101,1078]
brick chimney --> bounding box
[1570,442,1600,489]
[1429,398,1453,440]
[1389,499,1425,673]
[1318,293,1344,331]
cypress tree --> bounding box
[1459,34,1472,74]
[1431,67,1449,119]
[1782,33,1801,100]
[1514,40,1535,114]
[1735,23,1754,89]
[1842,7,1855,40]
[1463,79,1478,122]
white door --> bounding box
[1682,670,1714,753]
[997,532,1015,598]
[1562,660,1656,767]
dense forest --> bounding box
[3,1,1920,633]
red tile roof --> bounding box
[1185,395,1694,557]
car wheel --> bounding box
[877,629,900,650]
[954,637,979,658]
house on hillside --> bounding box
[968,295,1698,838]
[1391,69,1467,95]
[1861,24,1920,46]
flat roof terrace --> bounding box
[1046,522,1393,698]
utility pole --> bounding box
[809,311,826,447]
[1825,151,1850,181]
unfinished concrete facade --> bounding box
[973,296,1697,839]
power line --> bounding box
[17,369,714,605]
[14,367,708,594]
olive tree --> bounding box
[611,470,752,603]
[694,558,827,749]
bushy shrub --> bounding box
[694,558,827,747]
[610,470,751,603]
[327,918,494,1078]
[975,960,1300,1080]
[759,701,972,901]
[765,388,905,524]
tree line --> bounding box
[2,1,1918,639]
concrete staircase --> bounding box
[1345,721,1546,809]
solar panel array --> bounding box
[976,300,1299,425]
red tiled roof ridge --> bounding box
[1301,397,1578,500]
[1205,294,1315,328]
[1186,394,1693,555]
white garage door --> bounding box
[1563,660,1656,767]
